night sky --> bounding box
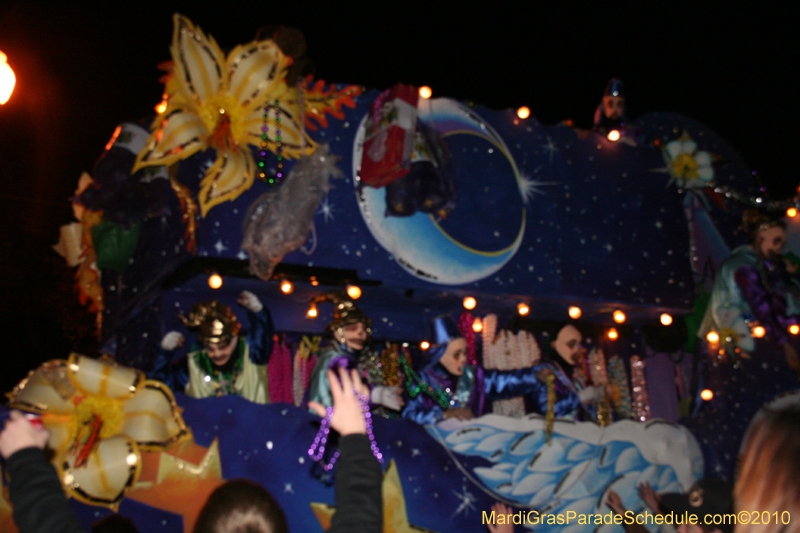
[0,2,796,393]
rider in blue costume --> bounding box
[402,316,585,425]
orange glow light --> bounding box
[310,277,319,286]
[419,86,432,99]
[517,106,531,119]
[280,280,294,294]
[346,285,362,299]
[568,306,582,319]
[517,303,530,316]
[790,324,800,335]
[752,325,766,338]
[700,389,714,401]
[307,305,318,318]
[706,331,720,343]
[463,296,477,310]
[155,100,168,114]
[788,207,798,218]
[607,130,621,142]
[208,274,223,289]
[472,317,483,333]
[613,310,626,324]
[420,341,430,350]
[0,51,16,105]
[660,313,673,326]
[607,328,619,340]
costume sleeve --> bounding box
[148,350,189,393]
[484,364,581,418]
[246,308,275,365]
[401,390,445,425]
[735,264,789,347]
[6,447,88,533]
[327,434,382,533]
[307,356,334,409]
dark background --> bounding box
[0,2,796,393]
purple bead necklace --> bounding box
[308,392,384,471]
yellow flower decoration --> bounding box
[132,15,314,216]
[7,354,189,509]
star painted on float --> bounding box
[284,483,294,494]
[213,240,228,254]
[128,438,224,533]
[236,250,248,260]
[654,220,663,229]
[311,460,435,532]
[518,172,557,203]
[541,135,559,164]
[450,484,478,518]
[318,196,335,223]
[411,448,422,457]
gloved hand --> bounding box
[578,385,604,404]
[238,291,263,313]
[371,386,405,411]
[161,331,185,351]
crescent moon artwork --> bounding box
[353,98,526,285]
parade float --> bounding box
[3,14,799,533]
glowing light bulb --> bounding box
[420,341,430,350]
[660,313,673,326]
[155,100,167,114]
[347,285,362,299]
[706,331,719,343]
[307,305,318,318]
[788,207,798,218]
[517,303,530,316]
[280,279,294,294]
[607,328,619,340]
[752,325,766,338]
[517,106,531,119]
[208,274,223,289]
[463,296,477,310]
[310,277,319,286]
[613,310,626,324]
[472,317,483,333]
[568,306,582,319]
[0,51,16,105]
[700,389,714,401]
[607,129,621,142]
[790,324,800,335]
[419,86,432,99]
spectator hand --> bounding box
[238,291,263,313]
[606,489,627,516]
[487,502,514,533]
[371,386,405,411]
[161,331,185,351]
[0,411,50,459]
[308,368,367,436]
[638,481,661,513]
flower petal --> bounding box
[665,140,683,160]
[122,381,188,450]
[7,360,76,414]
[170,14,226,105]
[59,434,141,508]
[227,39,291,112]
[680,140,697,155]
[694,151,711,166]
[133,110,208,172]
[198,147,255,217]
[68,354,142,400]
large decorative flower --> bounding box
[8,354,188,508]
[663,131,714,189]
[132,15,311,216]
[714,304,755,354]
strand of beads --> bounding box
[258,103,269,183]
[399,350,450,409]
[308,393,384,471]
[273,100,283,183]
